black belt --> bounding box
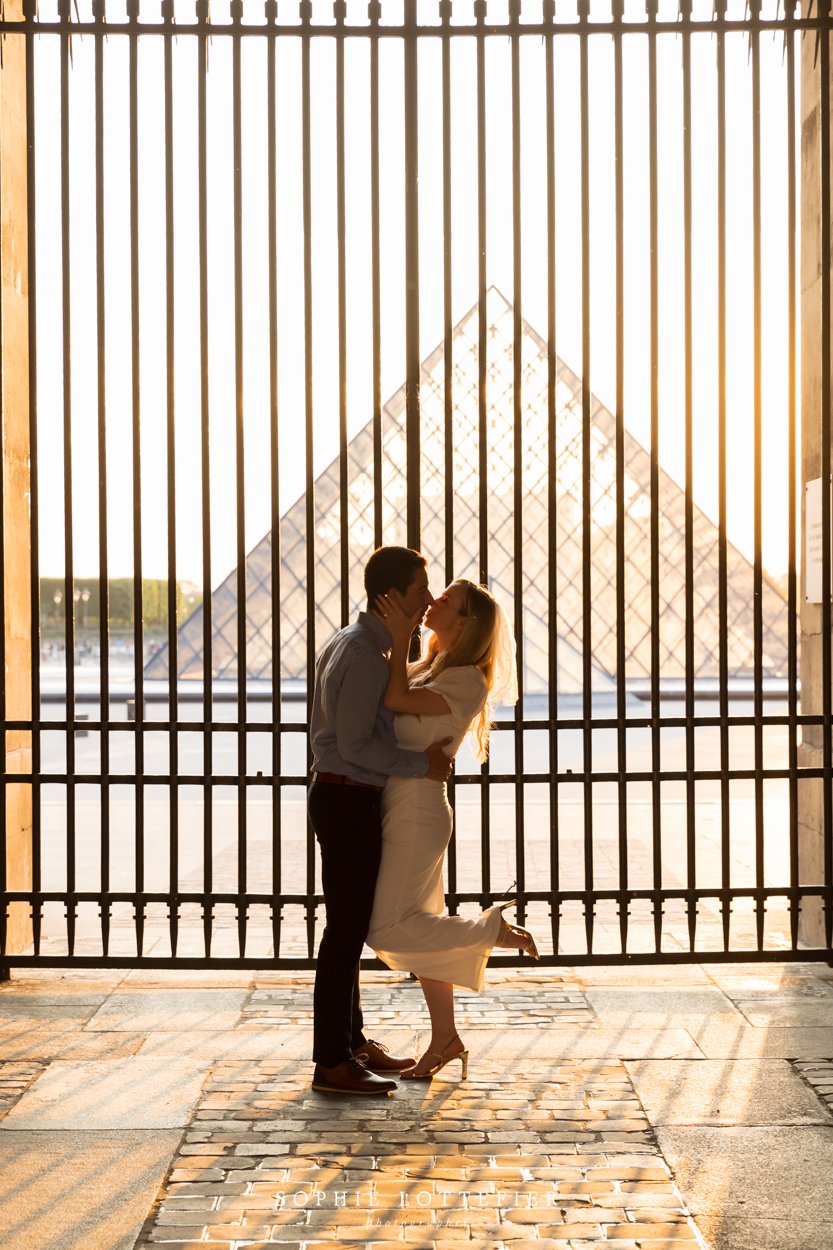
[314,771,383,793]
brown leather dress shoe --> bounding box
[352,1038,416,1073]
[311,1056,396,1096]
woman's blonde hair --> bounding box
[408,579,508,763]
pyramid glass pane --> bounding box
[145,289,789,692]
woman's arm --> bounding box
[372,595,451,716]
[384,634,450,715]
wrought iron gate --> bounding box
[1,0,831,968]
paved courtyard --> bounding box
[0,961,831,1250]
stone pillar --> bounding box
[1,4,32,967]
[800,8,832,949]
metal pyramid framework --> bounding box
[145,288,789,694]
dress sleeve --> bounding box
[429,665,488,726]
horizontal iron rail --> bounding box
[30,684,808,705]
[7,714,831,731]
[4,768,831,785]
[0,17,828,34]
[2,951,831,969]
[3,886,830,903]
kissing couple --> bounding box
[308,545,539,1096]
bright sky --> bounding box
[31,0,800,590]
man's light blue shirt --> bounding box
[309,612,429,786]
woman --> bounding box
[366,578,538,1080]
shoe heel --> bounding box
[517,926,539,960]
[459,1050,469,1079]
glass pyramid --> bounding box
[145,288,789,695]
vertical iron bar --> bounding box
[404,0,420,553]
[750,0,765,950]
[475,0,490,905]
[301,0,316,956]
[94,0,111,956]
[785,0,799,950]
[477,0,488,590]
[715,0,731,949]
[442,0,453,593]
[510,0,525,920]
[59,0,77,956]
[820,0,833,950]
[128,0,144,957]
[266,0,282,961]
[369,0,382,549]
[336,1,349,624]
[647,0,662,953]
[545,0,560,957]
[579,0,594,955]
[0,16,5,974]
[613,0,628,955]
[197,0,214,958]
[441,0,457,907]
[162,0,178,958]
[231,0,247,959]
[24,0,41,958]
[681,0,696,951]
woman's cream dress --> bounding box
[367,664,504,992]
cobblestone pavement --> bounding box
[793,1059,833,1112]
[136,1055,701,1250]
[240,978,594,1030]
[0,1060,43,1114]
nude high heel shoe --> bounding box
[400,1034,469,1081]
[496,901,540,960]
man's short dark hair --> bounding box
[365,546,426,605]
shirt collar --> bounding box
[358,610,392,652]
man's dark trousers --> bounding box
[310,777,384,1068]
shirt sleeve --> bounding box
[428,665,488,725]
[335,648,428,778]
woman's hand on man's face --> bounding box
[372,593,421,642]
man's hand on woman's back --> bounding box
[425,738,454,782]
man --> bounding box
[309,546,453,1095]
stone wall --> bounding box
[1,6,32,961]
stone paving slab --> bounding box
[702,971,833,999]
[686,1021,833,1058]
[656,1125,833,1224]
[119,971,260,987]
[0,1024,147,1061]
[693,1214,833,1250]
[730,999,833,1027]
[85,990,250,1032]
[582,989,740,1026]
[0,1055,211,1129]
[575,967,716,987]
[0,1129,185,1250]
[627,1058,832,1126]
[5,968,134,985]
[0,1001,106,1026]
[0,988,112,1010]
[703,963,833,986]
